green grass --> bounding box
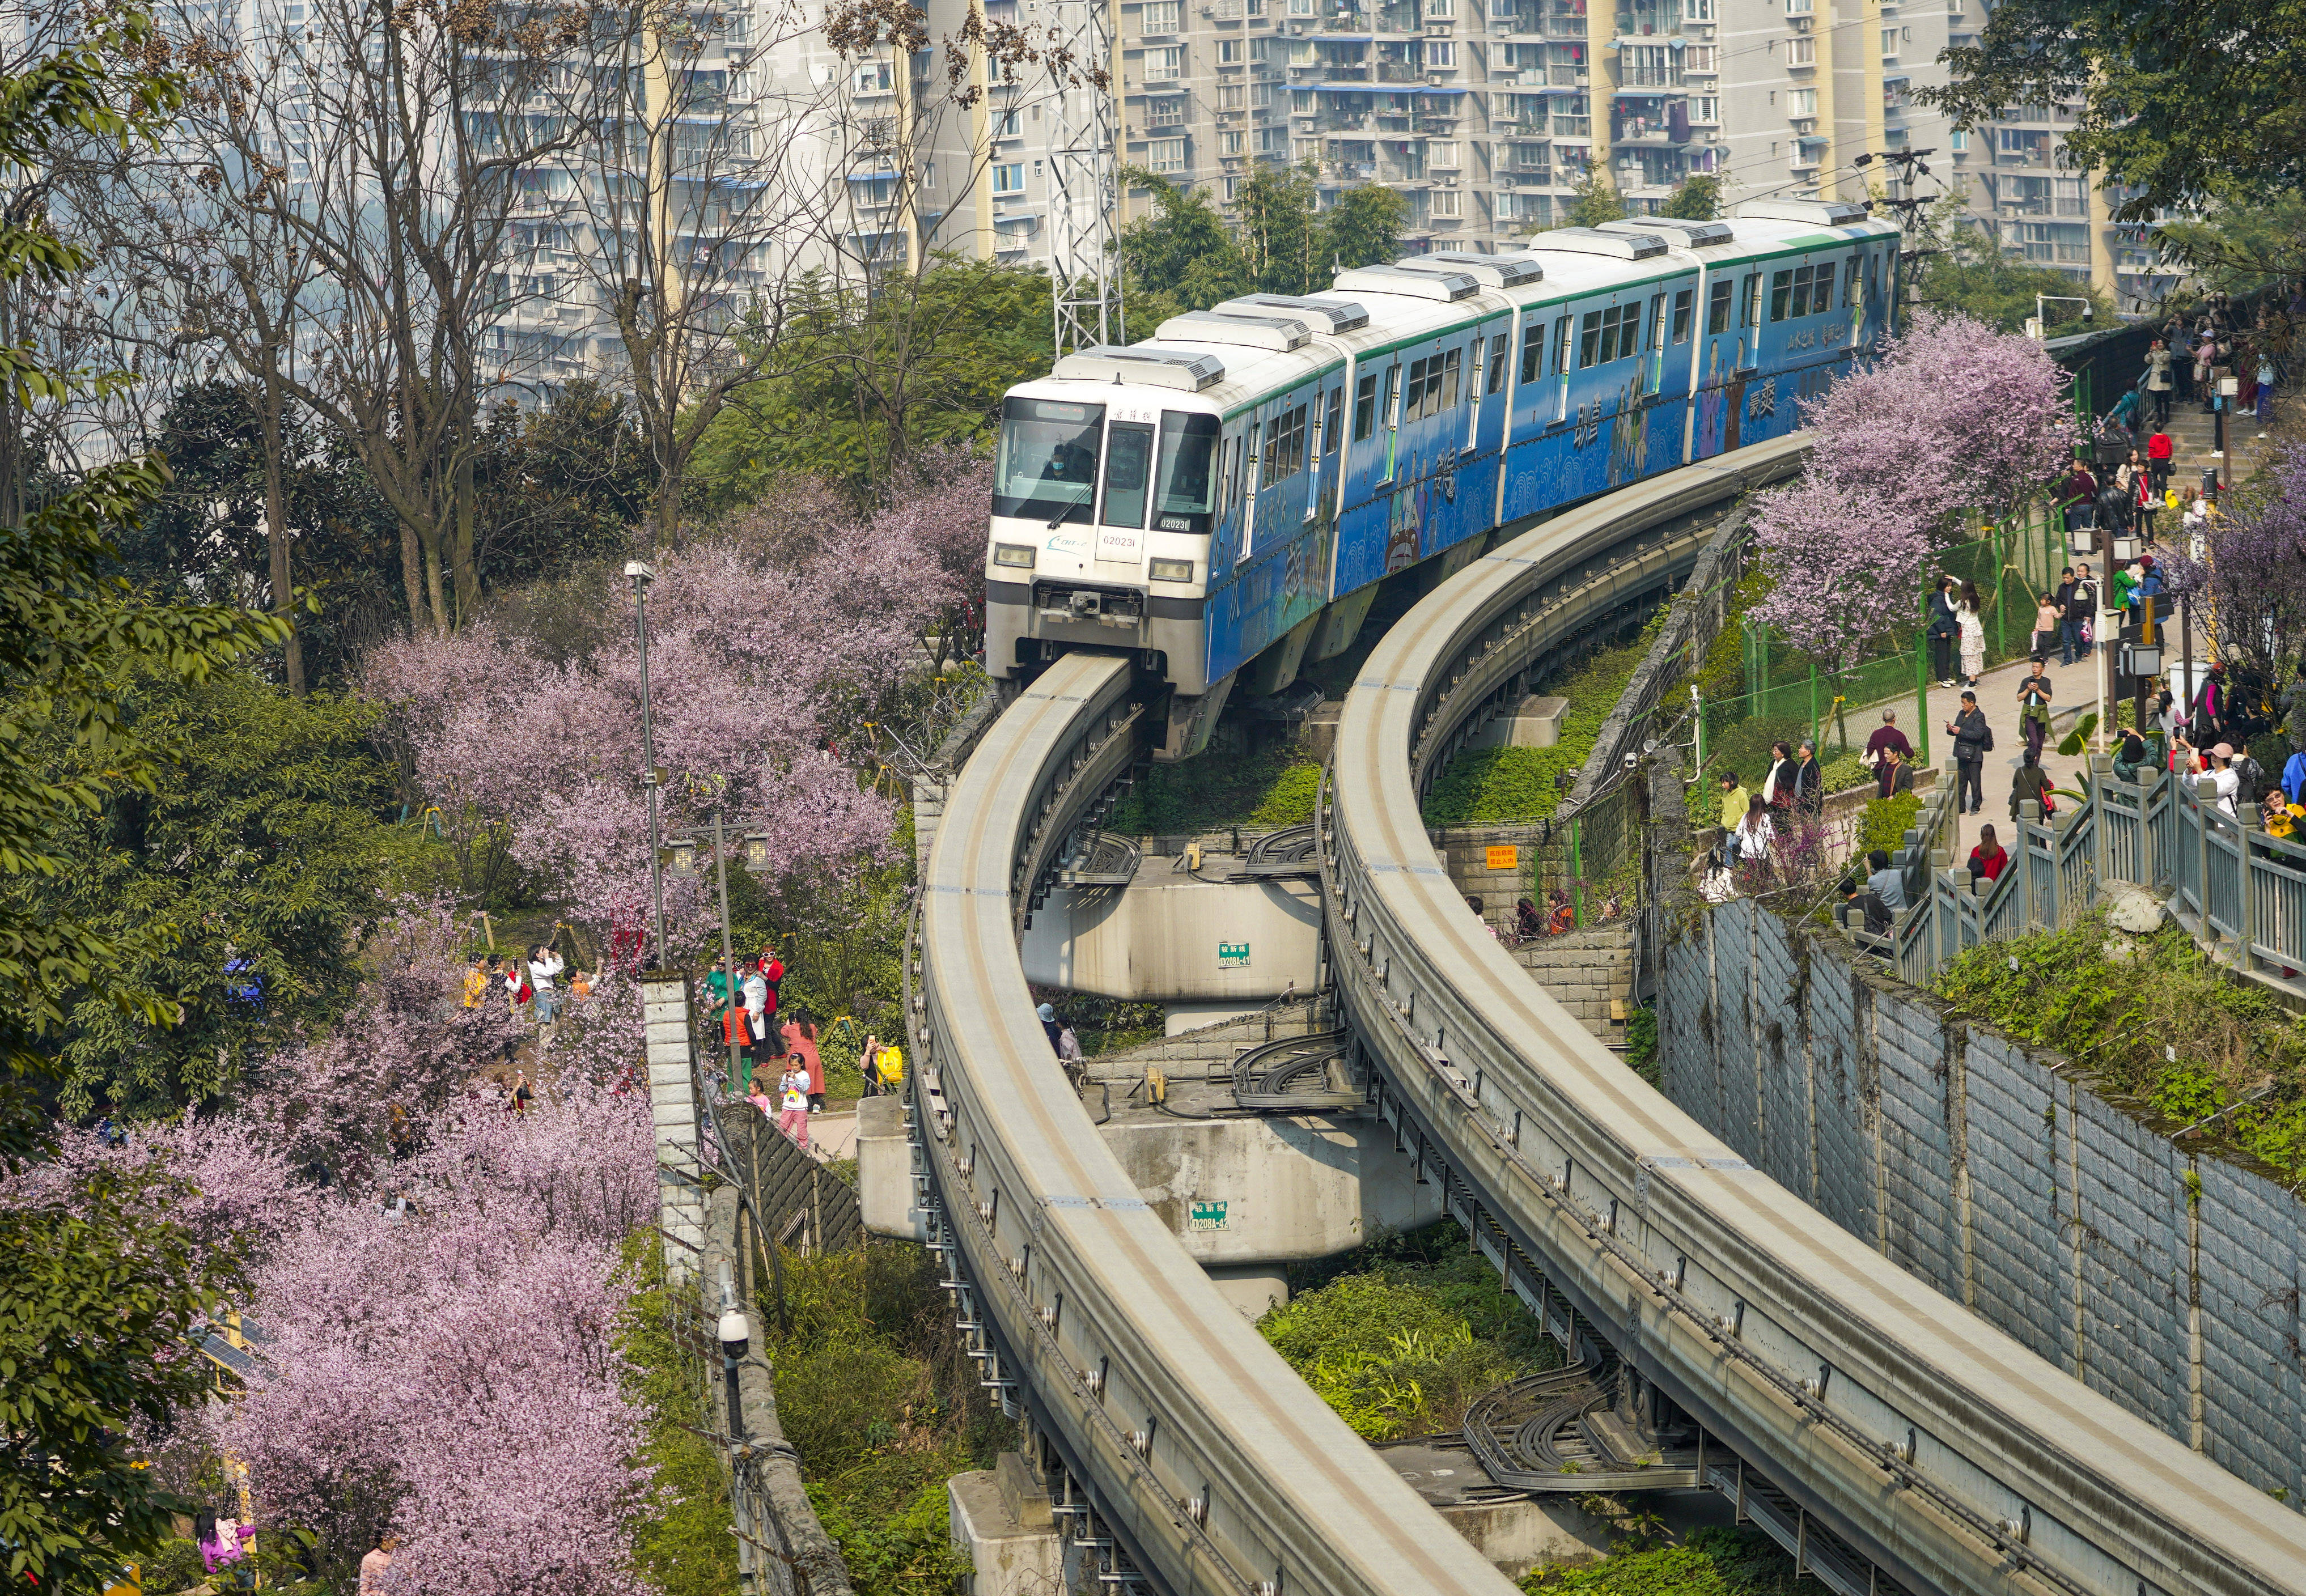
[1421,638,1650,826]
[1258,1223,1558,1441]
[1933,913,2306,1177]
[765,1240,1012,1596]
[1519,1527,1804,1594]
[1107,745,1321,834]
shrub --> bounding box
[1855,792,1921,861]
[1932,914,2306,1175]
[1518,1526,1801,1593]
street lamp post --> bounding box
[626,561,668,968]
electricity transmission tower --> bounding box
[1045,0,1122,355]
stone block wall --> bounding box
[1658,887,2306,1510]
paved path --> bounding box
[1908,648,2108,867]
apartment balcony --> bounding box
[1377,60,1421,80]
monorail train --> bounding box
[984,197,1900,758]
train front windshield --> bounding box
[996,397,1104,524]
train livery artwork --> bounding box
[983,199,1899,759]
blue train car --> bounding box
[982,197,1897,758]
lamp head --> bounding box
[624,560,656,584]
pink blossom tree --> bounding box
[362,464,984,957]
[2156,440,2306,681]
[1749,476,1932,671]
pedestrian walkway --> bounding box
[1913,650,2112,866]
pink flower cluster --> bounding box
[1753,309,2079,667]
[359,461,988,956]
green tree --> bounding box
[1923,0,2306,217]
[2151,188,2306,296]
[31,670,406,1116]
[1116,168,1253,329]
[1563,168,1626,228]
[1236,161,1325,295]
[1906,192,2114,333]
[0,14,292,1593]
[1660,171,1723,221]
[1320,182,1409,273]
[688,257,1054,509]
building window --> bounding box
[1147,46,1184,80]
[1787,87,1817,116]
[1294,136,1321,159]
[992,162,1025,194]
[1431,188,1460,217]
[1257,125,1283,152]
[1292,0,1317,14]
[1785,35,1815,65]
[1220,83,1247,109]
[1784,0,1812,12]
[852,60,893,93]
[1251,81,1275,107]
[1142,0,1180,30]
[1291,88,1315,111]
[1219,38,1243,63]
[1623,43,1675,85]
[1149,137,1188,172]
[1880,25,1899,54]
[1683,43,1716,73]
[1428,139,1460,166]
[1690,95,1719,122]
[1148,98,1186,125]
[1252,36,1273,60]
[1950,128,1969,152]
[997,109,1021,136]
[1221,129,1245,154]
[1427,40,1455,66]
[1424,0,1454,15]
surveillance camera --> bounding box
[717,1306,749,1356]
[1623,752,1639,770]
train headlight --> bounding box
[1148,558,1194,583]
[993,543,1036,569]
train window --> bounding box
[1324,387,1342,453]
[1486,334,1507,393]
[1152,410,1220,533]
[1519,322,1544,384]
[1769,269,1791,321]
[1353,372,1377,441]
[994,396,1105,523]
[1646,293,1666,350]
[1579,303,1639,367]
[1405,356,1434,421]
[1100,422,1155,529]
[1842,254,1860,309]
[1671,288,1694,343]
[1241,422,1260,503]
[1772,262,1825,321]
[1740,271,1762,328]
[1707,279,1732,334]
[1552,317,1572,375]
[1443,347,1462,409]
[1262,404,1307,485]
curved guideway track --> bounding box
[910,651,1520,1596]
[1321,438,2306,1596]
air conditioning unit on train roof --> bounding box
[1392,249,1544,288]
[1214,293,1371,334]
[1333,262,1480,300]
[1599,217,1731,248]
[1154,309,1313,352]
[1523,224,1668,260]
[1735,196,1870,226]
[1051,345,1227,390]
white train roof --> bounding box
[1033,205,1896,413]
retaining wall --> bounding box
[1651,831,2306,1508]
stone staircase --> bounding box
[1513,926,1633,1043]
[2146,393,2280,498]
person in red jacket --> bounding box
[1966,824,2010,883]
[2146,426,2174,499]
[756,946,786,1058]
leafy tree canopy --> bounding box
[688,256,1053,510]
[1562,169,1626,228]
[2151,188,2306,298]
[1922,0,2306,218]
[0,13,295,1593]
[1117,166,1406,328]
[1659,171,1723,221]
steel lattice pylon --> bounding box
[1046,0,1122,355]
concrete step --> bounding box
[1512,927,1631,1041]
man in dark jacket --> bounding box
[1841,877,1893,937]
[2052,568,2080,665]
[1927,577,1959,687]
[1945,689,1990,813]
[2062,564,2097,667]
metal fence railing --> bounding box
[1843,754,2306,992]
[1697,499,2076,776]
